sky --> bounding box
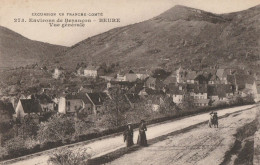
[0,0,259,46]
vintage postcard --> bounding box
[0,0,260,164]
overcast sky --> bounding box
[0,0,259,46]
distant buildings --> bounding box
[53,67,64,79]
[83,66,105,78]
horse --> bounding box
[208,113,218,128]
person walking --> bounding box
[123,123,134,147]
[137,120,147,146]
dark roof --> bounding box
[139,88,164,95]
[87,92,109,105]
[0,101,15,115]
[65,93,91,104]
[167,84,184,95]
[128,83,144,93]
[20,99,42,113]
[187,84,207,93]
[125,93,141,104]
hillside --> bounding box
[0,26,67,69]
[49,5,260,73]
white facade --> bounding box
[84,69,98,77]
[172,94,183,104]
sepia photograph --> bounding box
[0,0,260,164]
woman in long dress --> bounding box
[123,123,134,147]
[137,120,147,146]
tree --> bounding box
[152,68,170,80]
[102,86,130,127]
[18,116,39,139]
[37,114,75,143]
[159,96,176,114]
[4,136,26,156]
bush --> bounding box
[48,148,90,165]
[4,136,26,156]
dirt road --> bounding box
[3,104,255,165]
[108,105,258,165]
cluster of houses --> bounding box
[1,66,260,126]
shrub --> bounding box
[48,148,90,165]
[4,136,26,156]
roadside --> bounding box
[2,104,255,165]
[106,105,258,165]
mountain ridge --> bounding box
[0,26,67,69]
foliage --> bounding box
[151,68,171,80]
[18,116,39,139]
[37,114,89,143]
[4,136,26,156]
[159,96,177,114]
[102,86,130,127]
[48,148,90,165]
[37,114,75,143]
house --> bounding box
[176,66,185,83]
[125,93,142,108]
[86,92,109,114]
[116,72,126,81]
[138,88,164,97]
[252,80,260,102]
[193,99,210,107]
[15,99,42,120]
[77,67,84,76]
[208,75,220,84]
[53,67,64,79]
[144,77,164,90]
[107,81,134,91]
[0,101,15,123]
[100,75,114,82]
[58,93,92,115]
[167,84,185,104]
[185,71,197,84]
[125,70,138,82]
[216,69,227,84]
[187,84,207,100]
[208,84,233,102]
[135,70,150,80]
[83,66,104,78]
[29,94,55,112]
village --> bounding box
[1,63,260,124]
[0,62,260,160]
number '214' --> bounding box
[14,18,25,22]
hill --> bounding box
[48,5,260,73]
[0,26,67,69]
